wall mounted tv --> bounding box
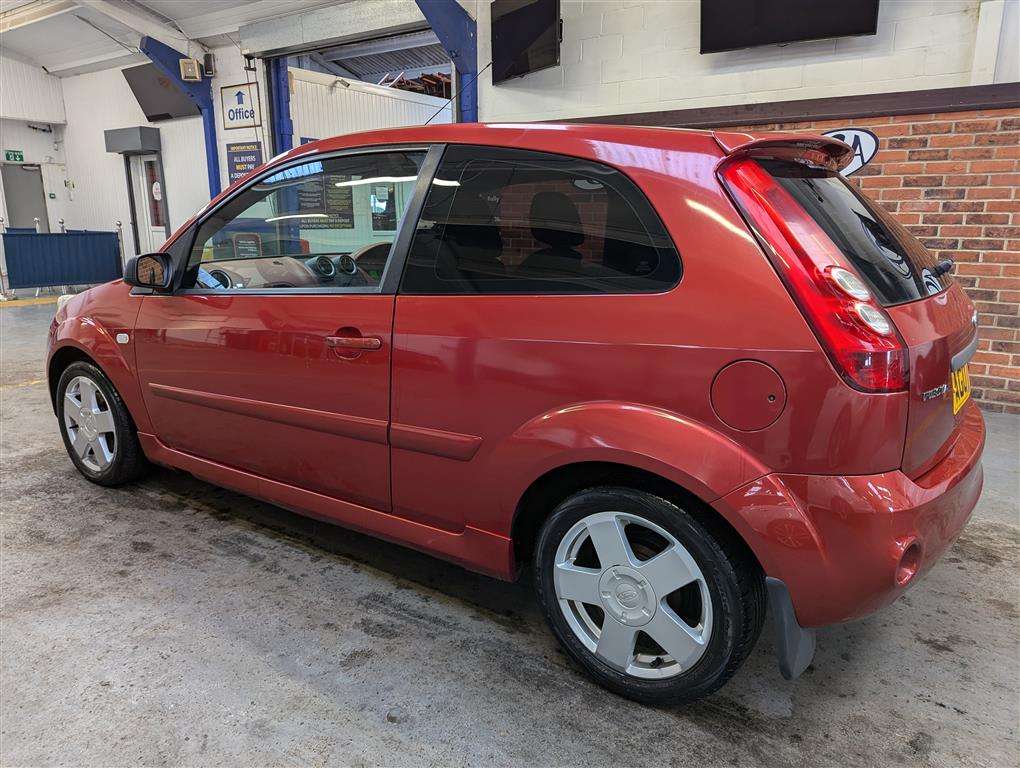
[491,0,561,84]
[122,63,200,122]
[700,0,880,54]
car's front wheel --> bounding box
[534,487,765,704]
[56,361,147,486]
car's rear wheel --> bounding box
[56,361,147,486]
[534,487,765,704]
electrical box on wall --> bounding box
[203,53,216,76]
[179,58,202,82]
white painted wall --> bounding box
[207,43,273,190]
[995,0,1020,83]
[473,0,994,122]
[0,53,66,124]
[59,65,209,257]
[0,121,64,165]
[289,67,453,142]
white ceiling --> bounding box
[0,0,339,77]
[2,5,144,75]
[138,0,337,40]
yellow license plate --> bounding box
[950,366,971,414]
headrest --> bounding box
[530,191,584,249]
[443,193,502,254]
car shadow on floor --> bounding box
[138,465,542,633]
[131,464,889,699]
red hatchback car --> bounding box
[48,123,984,704]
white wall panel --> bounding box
[0,121,64,165]
[0,54,66,124]
[60,66,207,257]
[289,67,452,143]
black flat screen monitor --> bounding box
[701,0,880,54]
[492,0,561,84]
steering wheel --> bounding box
[345,241,393,286]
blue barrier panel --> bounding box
[3,231,122,289]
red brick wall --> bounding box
[728,108,1020,414]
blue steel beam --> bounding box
[414,0,478,122]
[267,57,294,154]
[139,36,221,198]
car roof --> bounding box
[291,122,716,154]
[277,121,847,165]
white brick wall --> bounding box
[474,0,994,122]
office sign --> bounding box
[221,83,262,130]
[822,128,878,176]
[225,141,264,184]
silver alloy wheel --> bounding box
[553,510,713,679]
[63,375,117,473]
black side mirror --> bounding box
[124,252,173,291]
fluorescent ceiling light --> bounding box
[334,176,416,188]
[265,213,328,222]
[331,176,460,188]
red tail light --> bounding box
[719,158,908,393]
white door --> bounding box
[130,154,166,253]
[1,164,49,231]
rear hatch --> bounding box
[755,159,978,478]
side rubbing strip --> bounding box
[148,383,388,444]
[390,423,482,461]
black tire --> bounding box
[533,486,765,705]
[56,361,148,486]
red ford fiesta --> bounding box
[48,123,983,704]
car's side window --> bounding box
[400,145,681,294]
[182,150,425,291]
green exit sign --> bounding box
[4,150,24,162]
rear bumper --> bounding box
[716,401,985,628]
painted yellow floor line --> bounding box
[0,379,46,389]
[0,296,60,308]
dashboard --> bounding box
[195,242,391,291]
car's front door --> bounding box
[133,147,431,511]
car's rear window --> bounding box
[759,159,950,306]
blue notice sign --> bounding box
[226,141,263,184]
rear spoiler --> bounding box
[712,131,854,172]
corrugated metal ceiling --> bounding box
[336,42,449,80]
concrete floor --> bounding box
[2,301,1018,767]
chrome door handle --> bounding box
[325,335,382,350]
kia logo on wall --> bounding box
[822,128,878,175]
